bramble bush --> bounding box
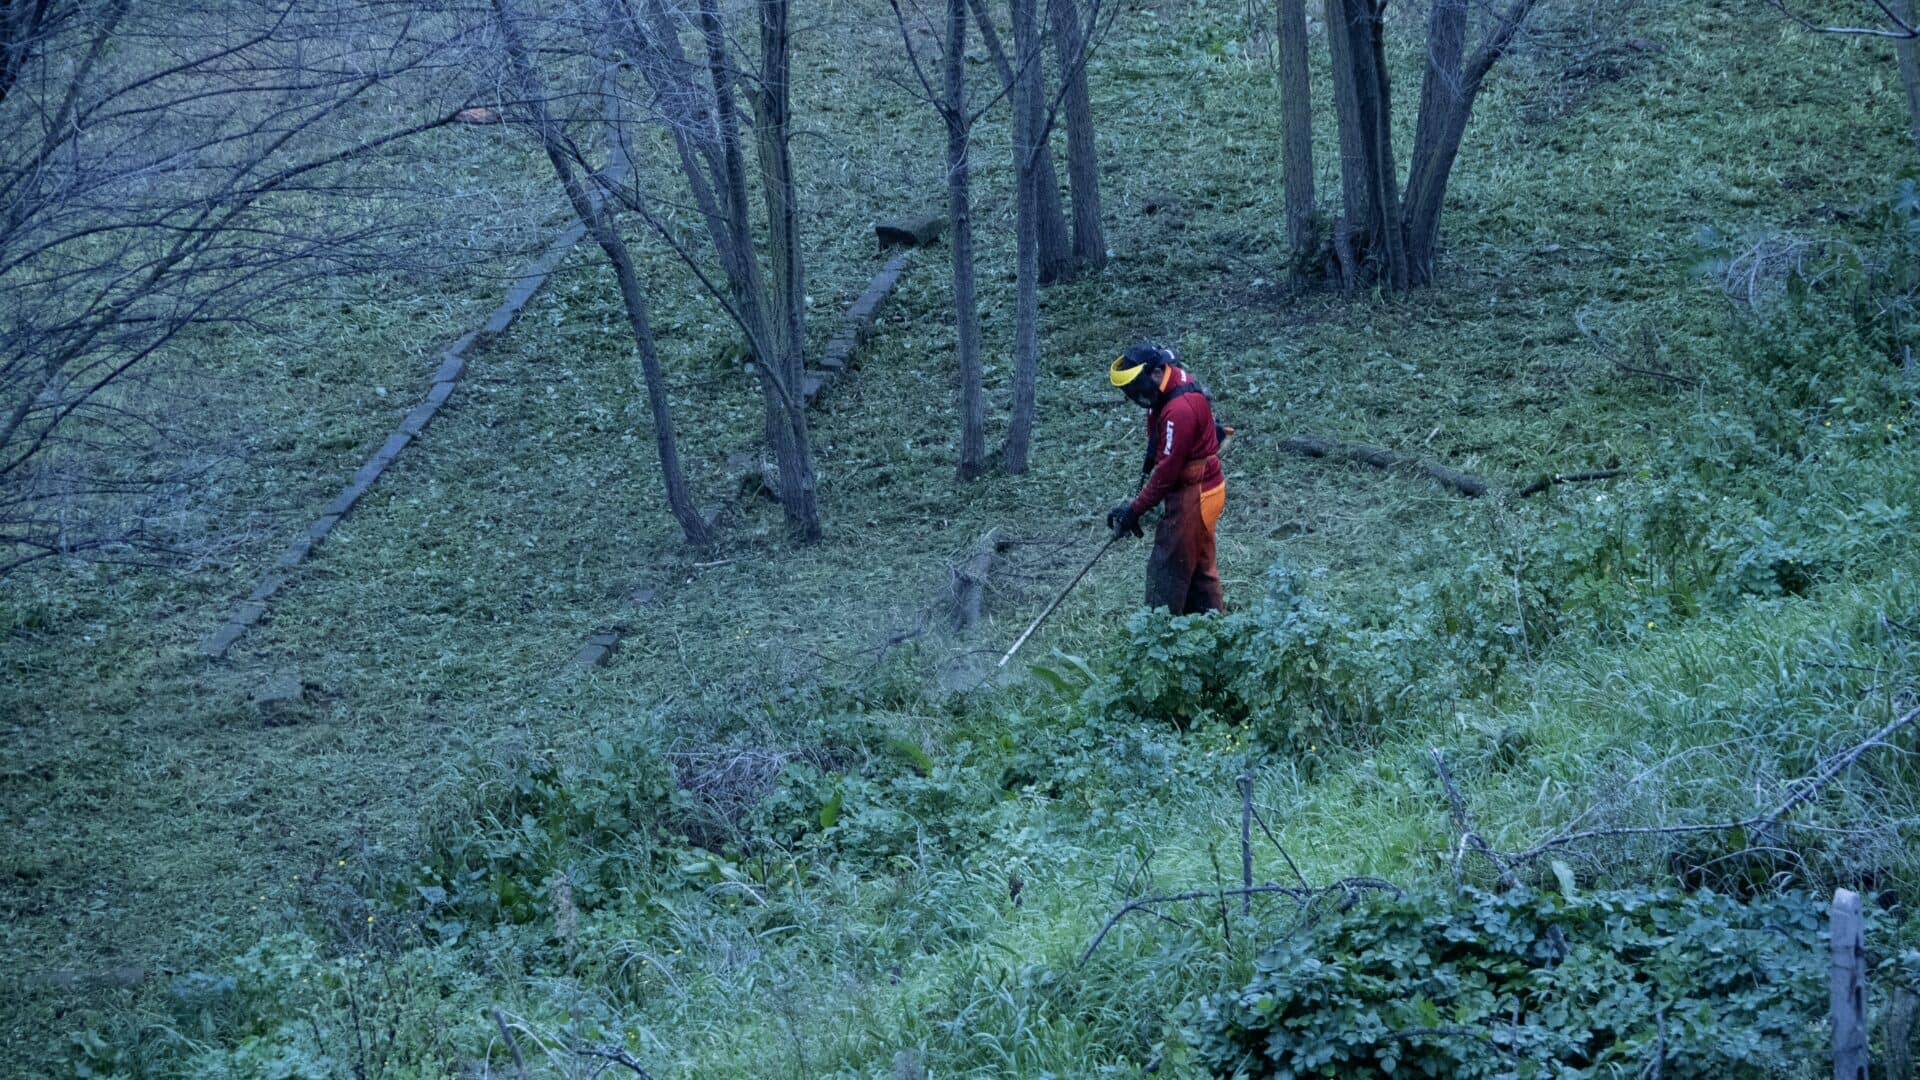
[1183,885,1831,1078]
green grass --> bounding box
[6,0,1920,1074]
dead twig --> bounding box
[1430,749,1509,886]
[1573,308,1699,388]
[1207,842,1233,945]
[1238,774,1255,915]
[1517,469,1623,497]
[578,1044,660,1079]
[1078,878,1404,967]
[1456,705,1920,873]
[1249,802,1314,893]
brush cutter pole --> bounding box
[994,427,1238,671]
[997,534,1121,668]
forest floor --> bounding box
[5,0,1920,1074]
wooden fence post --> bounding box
[1832,887,1868,1080]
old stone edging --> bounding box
[570,243,917,669]
[199,185,627,659]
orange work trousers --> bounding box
[1146,479,1225,614]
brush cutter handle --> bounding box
[996,535,1120,668]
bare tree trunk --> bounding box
[599,233,715,548]
[1326,0,1405,287]
[1003,0,1042,474]
[1898,0,1920,157]
[1402,0,1467,285]
[1353,0,1406,287]
[970,0,1073,284]
[697,0,772,342]
[751,0,821,540]
[1402,0,1538,284]
[755,0,804,378]
[1276,0,1315,268]
[493,0,711,547]
[946,0,987,480]
[687,0,820,541]
[1324,0,1369,273]
[1050,0,1105,272]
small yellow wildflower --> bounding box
[337,859,346,867]
[367,915,375,923]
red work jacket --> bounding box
[1131,365,1224,516]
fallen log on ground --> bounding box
[1280,435,1489,498]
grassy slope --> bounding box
[4,0,1918,1073]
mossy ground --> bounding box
[5,0,1919,1073]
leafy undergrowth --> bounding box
[12,0,1920,1075]
[1188,887,1831,1077]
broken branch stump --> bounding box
[951,528,1010,631]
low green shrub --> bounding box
[1183,885,1830,1078]
[1095,565,1529,750]
[1699,181,1919,440]
[410,736,675,926]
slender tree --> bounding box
[1276,0,1316,270]
[947,0,988,479]
[891,0,1108,476]
[970,0,1074,284]
[887,0,996,478]
[1003,0,1044,473]
[743,0,821,540]
[1321,0,1542,287]
[1051,0,1105,272]
[602,0,822,540]
[491,0,711,547]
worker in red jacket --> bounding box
[1106,343,1227,614]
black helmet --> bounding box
[1109,343,1174,406]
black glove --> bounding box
[1107,503,1143,540]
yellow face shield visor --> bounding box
[1109,356,1147,388]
